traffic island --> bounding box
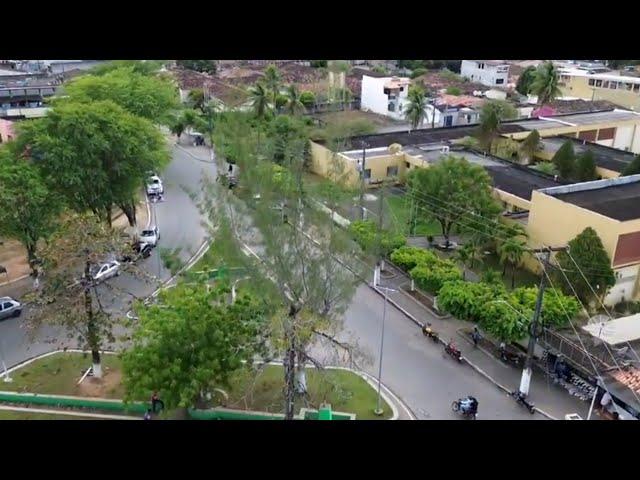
[0,351,394,420]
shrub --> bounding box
[446,86,462,95]
[509,287,579,328]
[410,260,461,294]
[390,246,438,271]
[438,281,504,321]
[350,220,406,256]
[299,91,316,107]
[410,67,428,79]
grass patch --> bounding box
[0,410,99,420]
[1,353,125,399]
[386,195,442,237]
[2,353,391,420]
[225,365,392,420]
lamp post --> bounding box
[374,282,398,416]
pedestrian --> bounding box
[599,390,613,416]
[151,391,164,414]
[472,327,481,347]
[144,409,152,420]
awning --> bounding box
[582,314,640,346]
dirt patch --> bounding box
[0,239,30,283]
[314,110,405,127]
[76,368,123,399]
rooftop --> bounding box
[560,68,640,84]
[582,314,640,346]
[540,136,636,173]
[541,175,640,221]
[511,109,640,130]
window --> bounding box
[383,88,390,95]
[399,87,404,92]
[495,78,504,85]
[588,78,595,86]
[386,166,398,177]
[363,169,371,180]
[478,62,485,69]
[578,130,598,142]
[602,81,610,88]
[388,102,396,112]
[595,79,603,87]
[626,83,633,91]
[634,84,640,93]
[610,82,617,90]
[405,162,411,169]
[598,128,616,141]
[2,302,11,310]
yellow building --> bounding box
[527,176,640,306]
[558,68,640,112]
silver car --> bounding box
[0,297,22,320]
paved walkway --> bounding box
[376,262,591,420]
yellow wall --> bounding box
[309,142,359,186]
[506,119,640,143]
[560,75,640,111]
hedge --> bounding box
[389,246,438,271]
[410,260,462,295]
[349,220,406,256]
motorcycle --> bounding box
[510,390,536,414]
[452,399,477,420]
[422,324,439,343]
[499,347,521,366]
[444,343,463,363]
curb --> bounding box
[0,404,138,420]
[174,143,215,164]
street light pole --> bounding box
[374,283,397,416]
[359,141,368,220]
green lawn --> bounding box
[1,353,392,420]
[2,353,125,399]
[386,195,442,237]
[0,410,104,420]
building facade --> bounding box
[461,60,510,87]
[360,74,411,121]
[558,68,640,112]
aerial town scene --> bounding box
[1,59,639,421]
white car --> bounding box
[140,226,159,246]
[92,261,120,282]
[146,175,164,196]
[0,297,22,320]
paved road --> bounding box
[0,141,213,367]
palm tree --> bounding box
[283,84,306,116]
[404,87,427,131]
[530,61,562,106]
[498,237,527,289]
[518,129,542,163]
[481,269,502,285]
[263,64,281,112]
[249,81,270,119]
[453,242,479,280]
[476,107,500,152]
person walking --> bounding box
[471,327,482,347]
[151,391,164,414]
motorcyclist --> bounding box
[460,396,478,414]
[422,323,433,335]
[447,339,459,353]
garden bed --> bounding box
[1,352,392,420]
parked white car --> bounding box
[0,297,22,320]
[146,175,164,196]
[140,226,159,246]
[92,261,120,282]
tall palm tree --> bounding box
[284,84,306,116]
[263,64,281,112]
[498,237,527,289]
[530,61,562,106]
[404,87,427,131]
[249,81,270,119]
[476,106,500,151]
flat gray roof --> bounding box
[514,110,640,131]
[541,137,635,173]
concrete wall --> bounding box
[360,76,389,117]
[614,124,634,150]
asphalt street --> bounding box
[0,141,213,367]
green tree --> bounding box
[17,101,169,227]
[249,81,270,119]
[530,61,562,106]
[410,68,428,79]
[299,91,316,108]
[122,283,267,416]
[89,60,166,77]
[263,64,282,112]
[404,86,427,131]
[176,60,217,74]
[283,84,306,116]
[515,66,537,96]
[63,68,178,121]
[0,146,62,271]
[551,140,576,179]
[26,213,138,378]
[187,88,206,112]
[621,155,640,176]
[482,99,518,121]
[555,227,615,307]
[310,60,328,68]
[519,129,542,162]
[407,156,501,248]
[498,236,527,288]
[574,150,598,182]
[168,115,186,141]
[481,269,502,284]
[453,242,479,280]
[476,106,501,151]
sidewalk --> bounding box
[376,262,591,420]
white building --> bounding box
[360,74,411,121]
[461,60,510,87]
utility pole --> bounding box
[519,246,566,397]
[359,141,367,220]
